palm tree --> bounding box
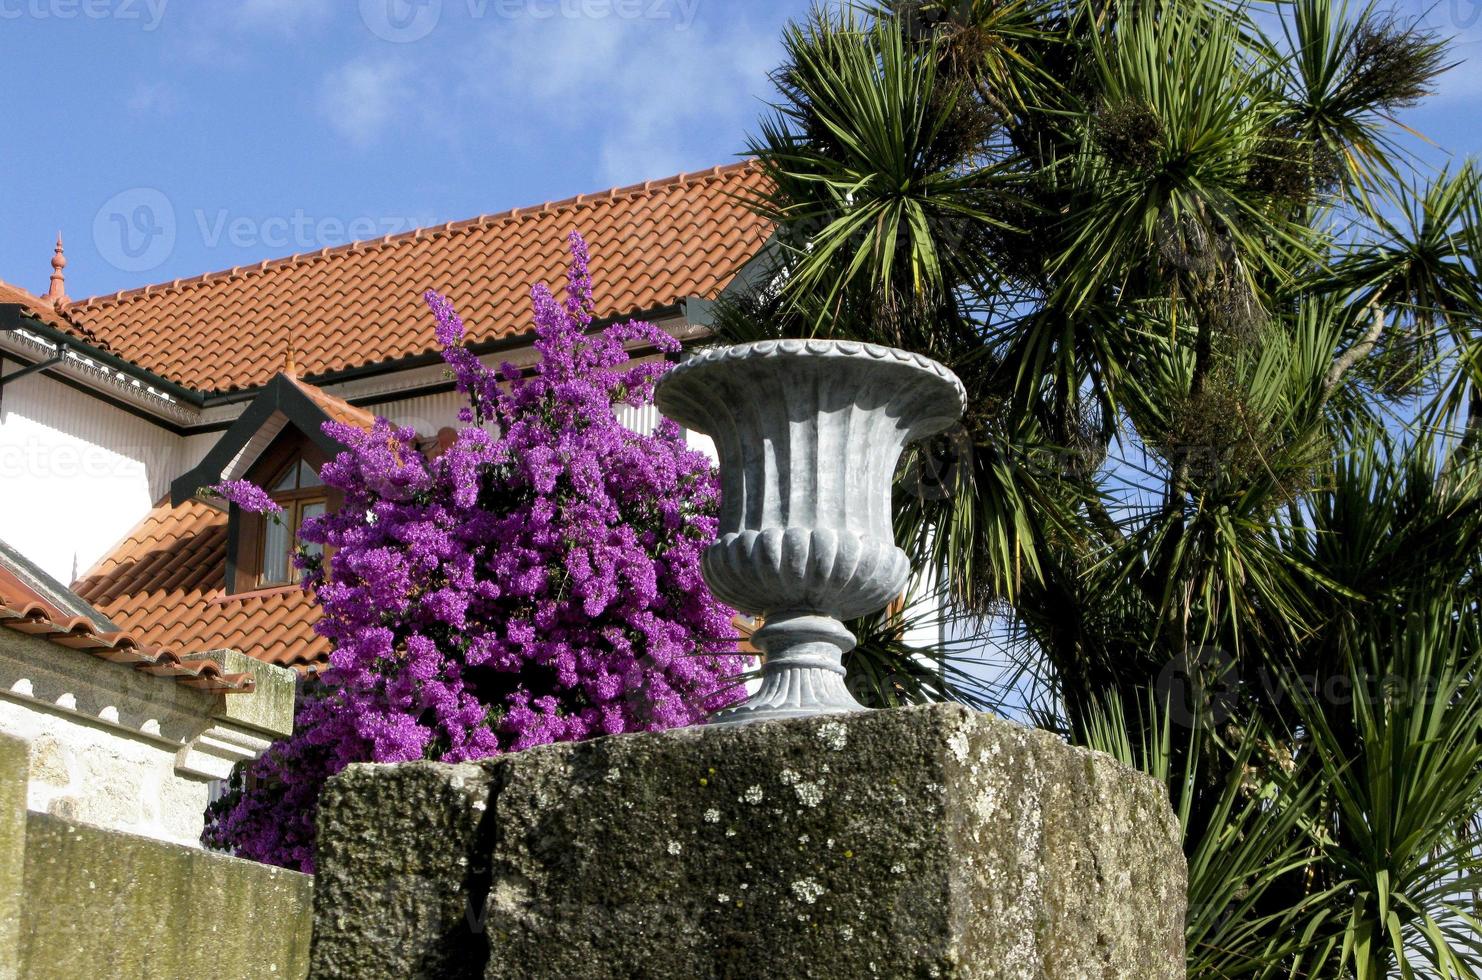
[730,0,1482,973]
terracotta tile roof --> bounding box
[73,499,330,670]
[67,163,770,394]
[0,279,111,349]
[1,542,254,693]
[285,373,376,430]
[73,499,748,673]
[0,539,115,631]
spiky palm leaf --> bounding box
[737,4,1482,971]
[1282,607,1482,978]
[1081,691,1327,977]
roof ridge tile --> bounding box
[63,160,769,392]
[74,161,759,309]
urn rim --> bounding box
[655,338,967,431]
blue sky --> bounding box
[0,0,1478,301]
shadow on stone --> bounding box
[419,763,502,980]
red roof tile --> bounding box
[0,279,111,348]
[285,373,377,430]
[67,163,770,393]
[68,164,773,672]
[0,555,255,694]
[73,499,330,670]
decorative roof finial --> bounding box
[283,337,297,376]
[46,233,68,307]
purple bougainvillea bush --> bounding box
[204,233,747,871]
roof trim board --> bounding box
[169,373,356,505]
[0,302,206,404]
[0,539,117,632]
[0,537,255,694]
[0,599,256,693]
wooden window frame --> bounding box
[227,430,340,595]
[256,458,328,589]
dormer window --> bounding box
[222,432,339,595]
[170,371,369,597]
[259,456,328,586]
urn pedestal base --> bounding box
[709,612,868,726]
[308,705,1188,979]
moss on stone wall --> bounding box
[0,735,27,980]
[15,811,312,979]
[311,704,1186,979]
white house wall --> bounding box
[613,401,719,460]
[0,335,716,586]
[363,389,718,461]
[365,389,465,435]
[178,431,219,475]
[0,369,181,584]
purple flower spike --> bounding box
[208,480,283,514]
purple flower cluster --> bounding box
[207,479,282,515]
[204,233,747,871]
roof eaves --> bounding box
[170,373,359,504]
[0,593,254,694]
[0,303,207,407]
[0,539,116,631]
[190,300,690,408]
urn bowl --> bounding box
[655,338,966,724]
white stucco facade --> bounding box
[0,632,295,847]
[0,367,701,590]
[0,368,181,584]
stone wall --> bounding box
[0,732,313,980]
[0,698,211,846]
[0,735,24,980]
[0,634,295,846]
[310,704,1187,979]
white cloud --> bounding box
[171,0,340,66]
[1407,4,1482,102]
[1433,35,1482,102]
[309,4,785,167]
[457,13,780,183]
[126,81,178,115]
[234,0,338,35]
[319,59,415,147]
[1433,57,1482,102]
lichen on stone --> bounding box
[816,721,849,751]
[793,781,825,807]
[790,877,825,904]
[309,703,1186,979]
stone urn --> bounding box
[655,339,966,725]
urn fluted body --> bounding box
[655,339,966,724]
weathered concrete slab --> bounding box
[311,704,1186,979]
[0,735,27,980]
[17,812,313,979]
